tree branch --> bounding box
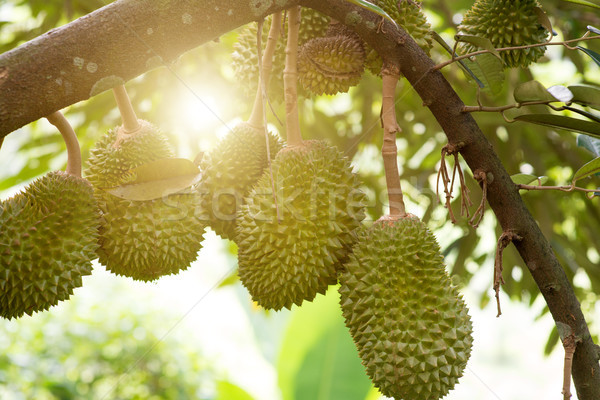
[1,0,599,398]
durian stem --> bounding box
[283,6,303,146]
[112,84,140,133]
[248,12,283,129]
[46,111,82,178]
[381,73,406,217]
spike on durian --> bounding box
[339,215,473,399]
[236,140,367,310]
[0,171,100,319]
[458,0,548,68]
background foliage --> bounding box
[1,0,600,398]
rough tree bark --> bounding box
[1,0,598,398]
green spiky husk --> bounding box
[236,140,367,310]
[231,8,330,101]
[298,32,366,96]
[458,0,548,68]
[197,123,283,241]
[86,121,206,281]
[366,0,433,75]
[339,216,473,400]
[0,171,99,319]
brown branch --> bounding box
[470,169,487,228]
[493,231,523,318]
[381,72,406,217]
[563,334,578,400]
[436,143,471,223]
[1,0,599,397]
[283,6,303,146]
[45,111,82,177]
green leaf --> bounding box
[577,134,600,156]
[217,270,240,288]
[511,173,548,186]
[514,114,600,138]
[455,34,502,61]
[544,326,559,356]
[343,0,398,28]
[561,0,600,9]
[462,53,505,94]
[215,381,255,400]
[277,289,372,400]
[577,46,600,67]
[431,31,483,87]
[513,80,557,103]
[572,156,600,184]
[568,84,600,110]
[105,158,202,201]
[533,6,554,35]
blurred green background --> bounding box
[1,0,600,398]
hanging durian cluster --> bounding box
[86,120,206,281]
[340,215,473,399]
[297,22,366,96]
[0,171,99,319]
[458,0,548,68]
[231,8,330,101]
[236,140,367,310]
[366,0,434,75]
[196,122,283,241]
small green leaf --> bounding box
[533,6,554,35]
[105,158,202,201]
[514,114,600,138]
[511,173,548,186]
[455,35,502,61]
[544,326,559,355]
[572,156,600,184]
[577,134,600,156]
[513,80,557,103]
[577,46,600,67]
[462,53,505,94]
[568,84,600,110]
[431,31,483,87]
[217,270,240,288]
[561,0,600,9]
[343,0,398,28]
[215,381,255,400]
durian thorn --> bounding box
[46,111,82,178]
[283,6,303,146]
[493,230,522,318]
[381,72,406,217]
[112,85,140,134]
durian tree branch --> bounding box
[46,111,82,178]
[1,0,599,397]
[381,72,406,217]
[283,6,303,146]
[298,1,600,399]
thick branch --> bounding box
[1,0,599,397]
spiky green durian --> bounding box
[339,215,473,400]
[366,0,433,75]
[0,171,99,319]
[298,26,366,96]
[458,0,548,68]
[236,140,367,310]
[86,120,206,281]
[197,122,283,241]
[231,8,330,101]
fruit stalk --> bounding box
[283,6,303,146]
[381,73,406,217]
[248,12,283,129]
[46,110,82,177]
[112,84,140,133]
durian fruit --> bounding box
[0,171,99,319]
[458,0,548,68]
[366,0,434,75]
[236,140,367,310]
[196,122,283,241]
[297,22,366,96]
[339,215,473,400]
[231,8,330,101]
[86,120,206,281]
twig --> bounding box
[112,84,139,133]
[433,33,600,71]
[283,6,302,146]
[462,100,560,113]
[470,169,488,228]
[381,72,406,217]
[436,143,471,223]
[518,183,600,196]
[46,110,82,177]
[493,230,523,317]
[562,334,578,400]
